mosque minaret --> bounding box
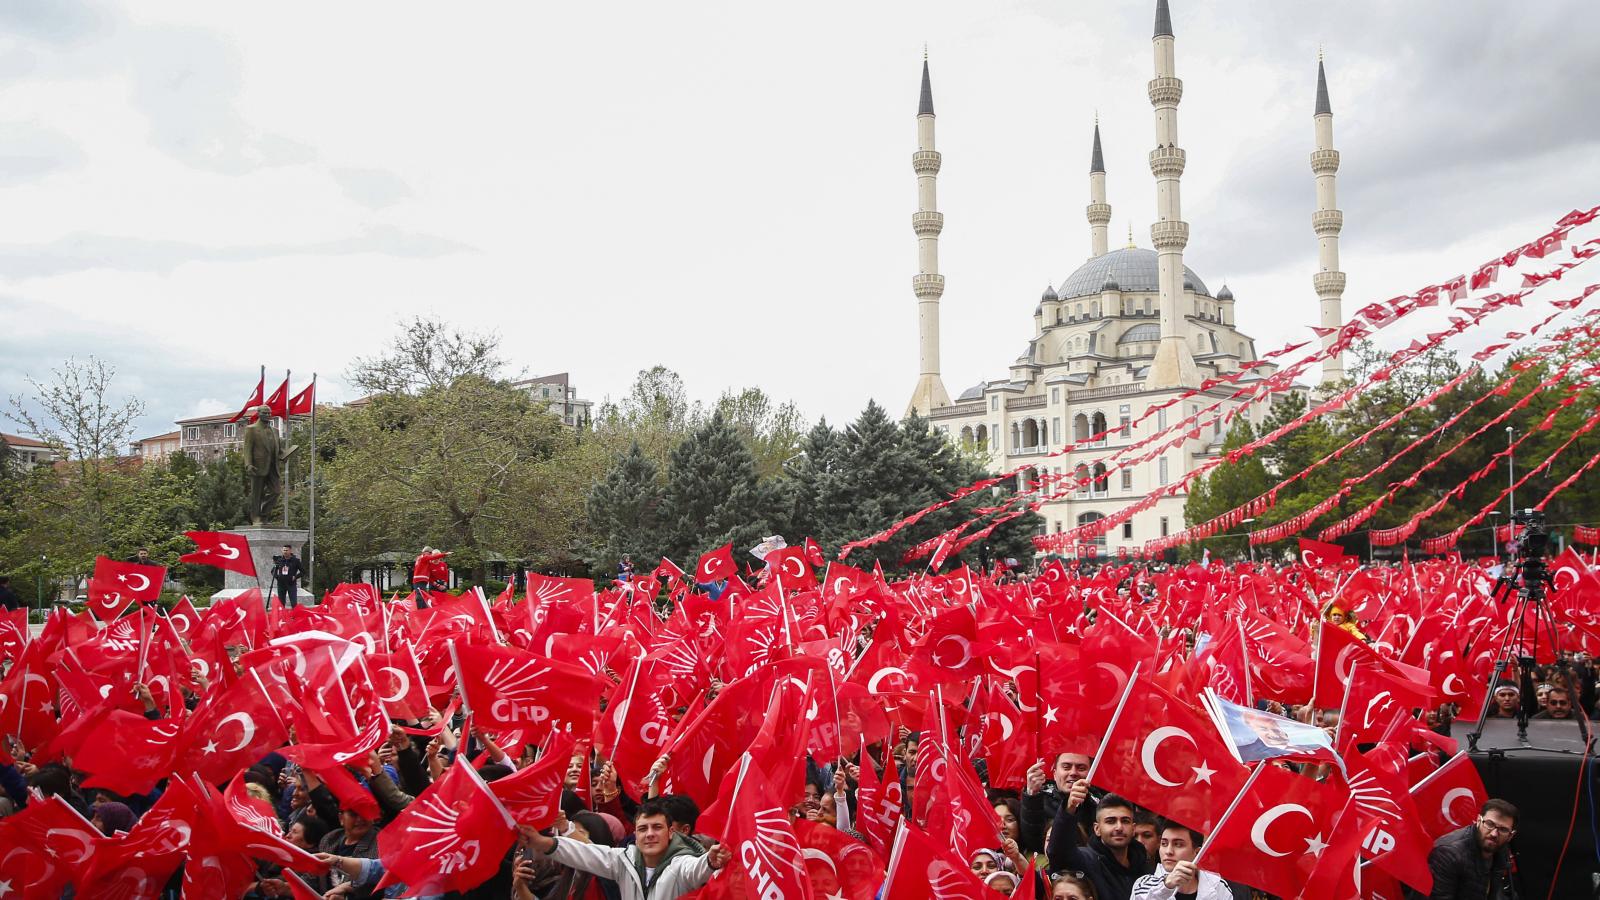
[909,0,1325,552]
[1312,55,1347,385]
[905,55,953,417]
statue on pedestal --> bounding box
[243,406,299,526]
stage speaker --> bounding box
[1449,721,1599,899]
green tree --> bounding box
[585,442,666,571]
[657,411,781,563]
[1184,418,1271,560]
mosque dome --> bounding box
[1057,247,1210,301]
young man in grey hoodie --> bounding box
[524,797,732,899]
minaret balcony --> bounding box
[912,150,943,175]
[1148,146,1187,177]
[1086,202,1112,225]
[1312,271,1347,296]
[913,273,946,299]
[1147,76,1184,106]
[1150,220,1190,250]
[912,211,945,236]
[1312,209,1344,236]
[1310,148,1340,175]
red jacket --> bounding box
[412,552,446,584]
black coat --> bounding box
[1046,797,1153,900]
[1419,824,1516,900]
[271,554,304,583]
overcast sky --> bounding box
[2,0,1597,443]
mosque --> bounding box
[909,0,1343,555]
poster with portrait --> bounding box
[1202,690,1340,768]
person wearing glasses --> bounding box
[1425,799,1518,900]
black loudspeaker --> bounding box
[1448,721,1599,899]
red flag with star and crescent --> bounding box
[1200,763,1346,900]
[697,543,738,583]
[181,530,257,577]
[1088,674,1248,834]
[1408,751,1488,841]
[86,555,165,620]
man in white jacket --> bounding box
[524,798,732,900]
[1130,819,1233,900]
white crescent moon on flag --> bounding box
[379,667,411,704]
[1334,645,1360,682]
[783,557,805,579]
[1250,804,1312,858]
[932,635,972,670]
[1093,662,1129,698]
[218,712,257,753]
[46,828,95,863]
[1441,787,1475,826]
[1442,674,1465,697]
[125,573,151,593]
[1140,726,1196,788]
[866,667,909,694]
[216,544,240,560]
[1362,692,1394,729]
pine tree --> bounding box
[816,402,926,567]
[658,412,780,562]
[585,442,666,570]
[785,419,843,549]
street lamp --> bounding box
[1242,518,1257,564]
[1506,425,1515,514]
[1489,510,1501,558]
[37,554,45,610]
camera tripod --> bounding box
[1466,539,1562,752]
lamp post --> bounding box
[1489,510,1501,558]
[1242,518,1257,564]
[37,554,45,609]
[1506,425,1515,514]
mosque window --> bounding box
[1123,522,1134,539]
[1090,302,1100,318]
[1121,468,1133,491]
[1158,457,1169,485]
[1051,387,1059,404]
[1119,404,1132,437]
[1160,517,1170,537]
[1157,408,1167,430]
[990,396,998,411]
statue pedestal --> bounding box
[225,525,311,600]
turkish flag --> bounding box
[906,605,981,683]
[883,820,991,900]
[1337,665,1433,752]
[0,794,101,896]
[489,733,575,829]
[1297,802,1375,900]
[1313,621,1395,707]
[697,542,738,583]
[228,374,265,423]
[709,756,815,900]
[167,595,202,637]
[369,645,431,720]
[181,530,257,577]
[262,377,289,419]
[1409,752,1487,840]
[653,556,687,584]
[854,741,903,855]
[1201,763,1345,900]
[308,763,382,822]
[794,820,884,900]
[175,671,290,784]
[1089,676,1247,833]
[86,555,165,619]
[768,545,814,585]
[74,709,183,796]
[1297,537,1348,569]
[596,656,674,797]
[376,755,518,896]
[454,643,607,735]
[923,744,1003,860]
[76,829,186,900]
[287,380,316,416]
[803,537,827,569]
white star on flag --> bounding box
[1191,761,1216,784]
[1042,706,1059,724]
[202,740,220,755]
[1303,833,1329,856]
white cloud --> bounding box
[0,0,1594,442]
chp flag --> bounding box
[181,530,257,578]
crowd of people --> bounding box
[1,539,1596,900]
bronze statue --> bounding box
[243,406,299,525]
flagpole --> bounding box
[308,373,318,600]
[283,368,291,527]
[1189,762,1265,870]
[1084,662,1141,786]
